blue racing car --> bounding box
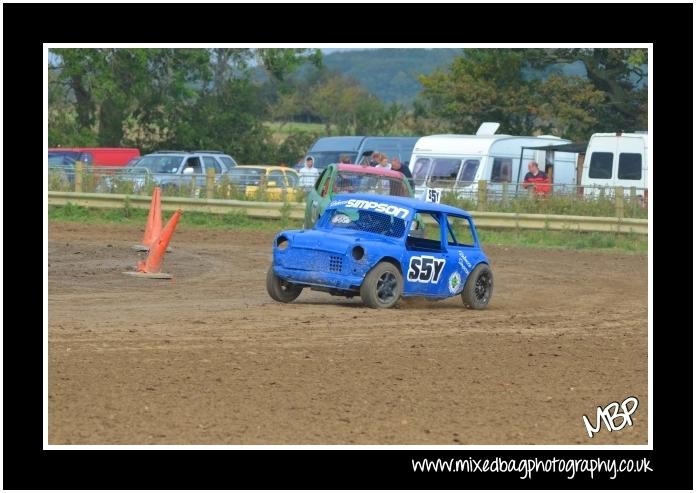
[266,194,493,309]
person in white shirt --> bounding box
[299,156,320,190]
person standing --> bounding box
[299,156,320,191]
[390,156,414,189]
[522,161,550,196]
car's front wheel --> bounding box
[461,263,493,309]
[360,262,403,309]
[266,267,303,303]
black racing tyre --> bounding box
[266,267,303,303]
[461,263,494,309]
[360,262,403,309]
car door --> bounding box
[283,169,298,201]
[202,156,223,194]
[402,211,450,297]
[442,214,483,294]
[268,170,286,201]
[182,156,203,186]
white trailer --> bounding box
[407,123,578,202]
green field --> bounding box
[264,121,325,143]
[49,203,647,253]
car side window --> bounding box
[407,212,443,252]
[203,156,222,174]
[315,168,328,192]
[268,170,285,187]
[447,216,476,247]
[185,157,202,173]
[286,172,298,187]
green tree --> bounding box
[48,48,322,159]
[419,49,540,135]
[526,48,648,132]
[418,48,641,141]
[276,131,319,166]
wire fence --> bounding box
[48,164,648,219]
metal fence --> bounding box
[47,191,648,235]
[419,180,648,219]
[48,164,649,219]
[48,163,308,204]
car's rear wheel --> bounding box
[266,267,303,303]
[461,263,493,309]
[361,262,403,309]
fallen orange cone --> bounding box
[124,209,182,279]
[132,187,163,251]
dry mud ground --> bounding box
[48,222,648,444]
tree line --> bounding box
[49,48,647,165]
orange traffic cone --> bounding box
[132,187,163,251]
[124,209,182,279]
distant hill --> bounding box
[254,49,645,106]
[322,48,462,104]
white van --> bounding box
[581,132,649,199]
[407,123,578,202]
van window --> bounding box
[491,158,512,183]
[588,152,613,179]
[618,153,642,180]
[430,159,461,186]
[412,158,432,186]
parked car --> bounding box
[227,165,300,201]
[267,194,493,309]
[122,150,237,193]
[48,147,140,167]
[304,164,414,228]
[48,150,81,187]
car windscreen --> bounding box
[309,151,359,169]
[321,207,407,238]
[228,168,264,185]
[332,171,410,197]
[134,155,183,173]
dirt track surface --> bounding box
[48,222,648,445]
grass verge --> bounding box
[49,204,647,253]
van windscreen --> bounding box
[309,151,358,169]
